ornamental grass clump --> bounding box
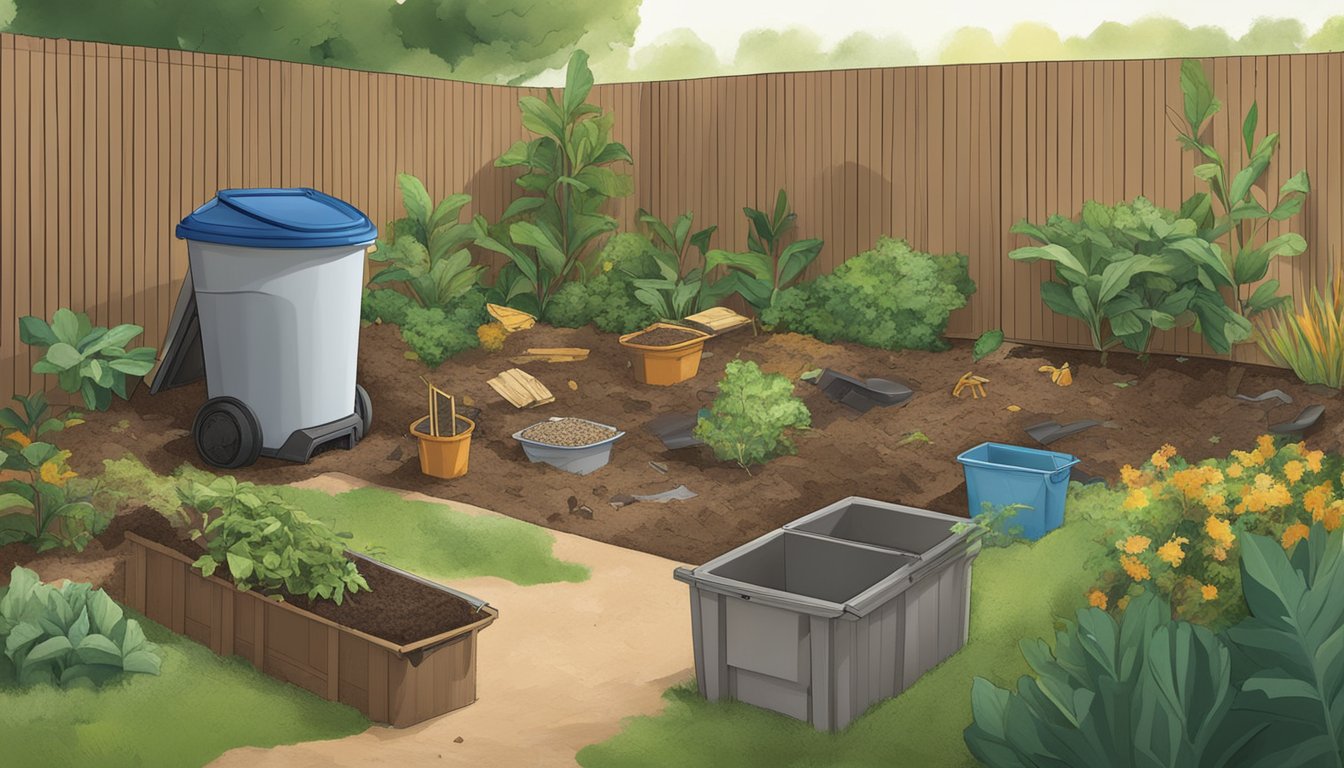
[1255,269,1344,389]
[1087,435,1343,626]
[694,360,810,472]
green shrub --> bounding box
[360,287,414,326]
[706,188,824,314]
[695,360,810,470]
[964,592,1236,768]
[951,502,1027,549]
[399,288,489,367]
[178,477,369,606]
[762,237,975,351]
[541,233,660,333]
[0,566,161,687]
[19,308,156,411]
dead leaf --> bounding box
[567,380,578,391]
[1006,405,1021,412]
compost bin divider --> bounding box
[123,531,496,727]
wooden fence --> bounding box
[2,32,1342,402]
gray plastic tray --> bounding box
[512,417,625,475]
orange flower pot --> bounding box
[618,323,711,386]
[411,415,474,479]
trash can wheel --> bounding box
[354,384,372,437]
[193,397,263,469]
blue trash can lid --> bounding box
[176,188,377,248]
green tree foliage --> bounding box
[763,237,975,352]
[3,0,638,84]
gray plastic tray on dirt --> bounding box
[1025,419,1101,446]
[1269,404,1324,436]
[813,369,914,413]
[647,411,708,449]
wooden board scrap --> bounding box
[683,307,752,336]
[487,304,537,332]
[509,347,590,364]
[487,368,555,409]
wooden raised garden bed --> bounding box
[124,526,497,727]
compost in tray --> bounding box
[519,418,618,447]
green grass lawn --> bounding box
[576,483,1123,768]
[0,609,368,768]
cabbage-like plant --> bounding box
[368,173,482,310]
[19,308,155,411]
[1011,196,1249,361]
[0,566,161,687]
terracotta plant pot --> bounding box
[618,322,711,386]
[411,415,474,479]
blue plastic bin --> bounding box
[955,442,1079,540]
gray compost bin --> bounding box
[673,497,978,731]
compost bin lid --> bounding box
[175,188,377,248]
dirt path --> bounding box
[208,473,693,768]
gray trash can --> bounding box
[155,188,377,468]
[674,497,978,731]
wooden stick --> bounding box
[449,393,457,437]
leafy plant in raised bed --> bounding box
[543,232,660,333]
[694,360,810,472]
[367,173,483,311]
[1086,436,1342,627]
[706,188,824,314]
[629,209,732,320]
[762,237,974,351]
[178,476,369,605]
[19,308,156,411]
[1254,269,1344,388]
[0,566,161,687]
[0,434,107,552]
[476,50,633,316]
[1011,196,1248,360]
[1173,60,1310,320]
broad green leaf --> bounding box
[43,342,84,371]
[25,635,72,664]
[0,493,34,511]
[121,649,161,675]
[509,221,566,277]
[396,173,433,229]
[562,50,594,118]
[50,308,83,345]
[1241,101,1258,157]
[75,634,123,666]
[17,316,59,347]
[972,330,1005,362]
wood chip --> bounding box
[487,304,537,332]
[567,380,578,391]
[683,307,752,335]
[486,368,555,409]
[509,347,590,364]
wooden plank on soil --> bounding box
[487,368,555,409]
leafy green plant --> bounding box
[762,237,975,351]
[1173,60,1310,319]
[964,592,1246,768]
[368,174,482,310]
[706,188,823,314]
[0,566,161,687]
[694,360,810,471]
[972,329,1004,361]
[1254,269,1344,388]
[399,290,489,368]
[0,435,107,553]
[628,209,730,320]
[360,286,414,327]
[178,477,368,606]
[542,233,659,333]
[0,392,82,443]
[1011,197,1248,360]
[951,502,1027,549]
[19,308,156,411]
[1221,524,1344,767]
[477,50,633,316]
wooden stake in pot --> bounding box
[420,376,458,437]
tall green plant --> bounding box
[1173,60,1311,319]
[706,189,823,314]
[478,49,633,316]
[19,308,155,411]
[367,173,482,310]
[1011,197,1249,360]
[628,209,728,320]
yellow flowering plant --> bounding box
[1088,435,1342,626]
[0,433,108,552]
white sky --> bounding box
[633,0,1340,61]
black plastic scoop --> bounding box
[647,411,707,450]
[1025,419,1101,446]
[813,369,914,413]
[1269,404,1324,436]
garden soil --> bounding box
[58,323,1343,564]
